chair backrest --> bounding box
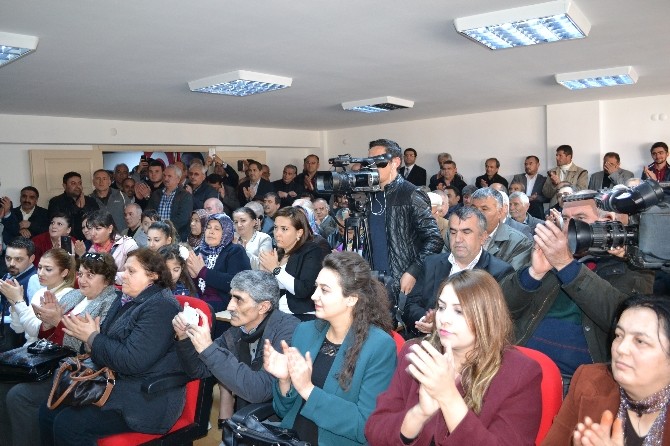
[515,346,563,445]
[390,330,405,354]
[176,295,213,328]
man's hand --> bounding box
[479,178,488,188]
[0,197,12,218]
[400,272,417,295]
[533,214,573,271]
[643,166,658,181]
[548,170,560,185]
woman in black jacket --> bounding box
[39,248,184,445]
[259,206,327,321]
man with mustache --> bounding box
[174,270,299,432]
[3,186,50,240]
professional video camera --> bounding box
[315,153,392,194]
[567,180,670,270]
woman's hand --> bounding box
[184,309,213,353]
[258,249,279,272]
[574,411,624,446]
[41,290,58,307]
[186,251,205,278]
[74,240,87,257]
[263,339,290,381]
[406,341,457,406]
[286,347,314,400]
[0,279,24,305]
[415,309,435,335]
[61,313,101,343]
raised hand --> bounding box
[286,347,314,399]
[573,411,624,446]
[263,339,290,381]
[185,309,213,353]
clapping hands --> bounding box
[263,339,314,400]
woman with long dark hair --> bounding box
[259,206,326,321]
[366,269,542,446]
[263,251,397,446]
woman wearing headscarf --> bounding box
[186,213,251,337]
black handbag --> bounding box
[0,340,75,382]
[47,353,116,409]
[223,402,310,446]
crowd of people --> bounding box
[0,139,667,445]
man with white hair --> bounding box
[203,197,225,215]
[313,198,337,240]
[188,161,219,210]
[122,203,148,247]
[509,192,544,234]
[489,184,532,239]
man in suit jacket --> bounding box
[237,160,274,206]
[403,206,514,337]
[588,152,634,190]
[398,147,427,186]
[146,164,194,241]
[509,191,544,234]
[3,186,50,240]
[511,155,548,220]
[542,145,588,207]
[470,187,533,271]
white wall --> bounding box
[326,107,548,185]
[326,94,670,186]
[0,115,323,202]
[2,93,669,203]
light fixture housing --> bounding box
[188,70,292,97]
[454,0,591,50]
[342,96,414,113]
[555,66,638,90]
[0,31,39,68]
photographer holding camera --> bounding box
[366,139,444,330]
[504,190,655,393]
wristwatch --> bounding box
[272,267,282,276]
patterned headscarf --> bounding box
[294,205,320,236]
[198,213,235,257]
[188,209,208,249]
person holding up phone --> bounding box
[366,270,542,446]
[31,213,77,267]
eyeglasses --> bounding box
[81,252,105,262]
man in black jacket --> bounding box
[237,160,274,206]
[475,157,508,189]
[398,148,427,186]
[47,172,99,240]
[367,139,444,326]
[404,206,514,337]
[3,186,49,240]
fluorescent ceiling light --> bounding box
[454,0,591,50]
[556,66,638,90]
[188,70,292,97]
[0,31,39,68]
[342,96,414,113]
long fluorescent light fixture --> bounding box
[188,70,292,97]
[454,0,591,50]
[0,31,39,68]
[342,96,414,113]
[556,66,638,90]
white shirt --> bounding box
[447,248,483,275]
[525,174,538,196]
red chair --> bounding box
[98,296,215,446]
[515,346,563,445]
[390,330,405,354]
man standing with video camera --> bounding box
[367,139,443,332]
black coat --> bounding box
[237,178,274,206]
[3,205,50,240]
[399,165,427,187]
[404,250,514,335]
[282,241,327,315]
[90,285,184,434]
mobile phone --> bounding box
[182,305,200,326]
[208,148,216,158]
[60,236,72,253]
[140,155,147,162]
[237,160,244,172]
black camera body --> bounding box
[315,153,392,194]
[567,180,670,269]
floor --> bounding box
[194,386,222,446]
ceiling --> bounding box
[1,0,669,131]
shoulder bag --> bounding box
[47,353,115,409]
[0,340,75,382]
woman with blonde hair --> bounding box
[366,269,543,446]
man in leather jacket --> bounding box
[366,139,444,327]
